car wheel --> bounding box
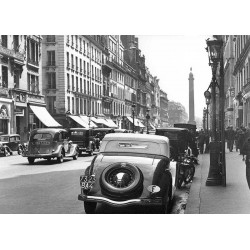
[184,165,195,184]
[100,162,143,196]
[84,201,97,214]
[28,157,35,164]
[73,152,78,160]
[160,186,172,214]
[57,151,64,163]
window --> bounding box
[47,35,55,43]
[76,77,78,92]
[27,38,39,65]
[72,75,74,91]
[72,97,75,114]
[27,73,39,93]
[47,96,56,114]
[75,35,78,49]
[76,98,79,114]
[80,59,82,73]
[14,69,20,88]
[1,66,8,88]
[80,78,82,93]
[1,35,7,48]
[47,51,55,66]
[47,72,56,89]
[67,52,70,68]
[80,98,83,114]
[13,35,19,52]
[67,73,70,90]
[67,97,70,112]
[71,54,74,69]
[75,56,78,72]
[84,99,87,114]
[84,79,86,94]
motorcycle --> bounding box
[176,154,196,188]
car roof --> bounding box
[0,134,20,137]
[68,128,89,131]
[103,133,169,143]
[31,128,67,133]
[156,127,189,132]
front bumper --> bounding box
[78,194,163,207]
[23,153,59,158]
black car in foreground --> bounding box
[78,133,178,214]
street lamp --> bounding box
[205,37,225,186]
[204,90,211,133]
[132,103,136,133]
[146,108,150,134]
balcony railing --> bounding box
[0,42,25,61]
[47,61,56,66]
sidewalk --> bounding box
[185,148,250,214]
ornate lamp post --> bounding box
[205,37,225,186]
[146,108,150,134]
[204,90,211,133]
[132,103,136,133]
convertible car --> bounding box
[78,133,178,214]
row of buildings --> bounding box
[0,35,181,142]
[217,35,250,129]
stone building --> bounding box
[42,35,116,129]
[159,89,169,127]
[0,35,57,142]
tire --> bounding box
[84,201,97,214]
[160,186,171,214]
[57,151,64,163]
[100,162,143,196]
[177,175,184,189]
[28,157,35,164]
[184,165,195,184]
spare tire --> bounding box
[100,162,143,196]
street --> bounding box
[0,153,188,214]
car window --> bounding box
[9,137,16,142]
[0,136,9,142]
[32,133,52,140]
[103,140,162,155]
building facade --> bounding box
[0,35,49,142]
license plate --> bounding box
[80,175,96,190]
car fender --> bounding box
[66,143,79,156]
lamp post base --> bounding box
[206,141,222,186]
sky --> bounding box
[138,35,212,120]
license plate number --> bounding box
[80,175,96,190]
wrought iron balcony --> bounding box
[27,58,39,66]
[0,42,25,61]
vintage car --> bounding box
[23,128,79,164]
[0,134,23,156]
[155,127,190,161]
[68,128,97,156]
[92,128,115,141]
[78,133,177,214]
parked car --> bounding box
[78,133,178,214]
[23,128,79,164]
[0,134,23,156]
[92,128,115,141]
[155,127,190,161]
[114,129,128,133]
[68,128,97,156]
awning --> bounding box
[95,118,110,127]
[105,119,118,128]
[29,105,62,127]
[79,115,97,128]
[149,122,156,130]
[90,117,99,123]
[126,117,145,128]
[68,115,88,128]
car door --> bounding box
[62,131,69,153]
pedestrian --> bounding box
[235,128,240,152]
[241,130,250,189]
[226,126,235,152]
[239,127,246,158]
[204,131,210,153]
[197,129,205,154]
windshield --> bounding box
[32,133,52,140]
